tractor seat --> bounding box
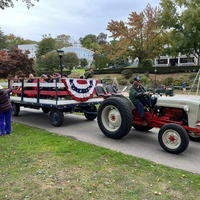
[95,86,110,97]
[105,85,117,94]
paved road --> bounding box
[13,108,200,174]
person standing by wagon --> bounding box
[0,85,12,136]
[112,77,119,92]
[182,82,187,94]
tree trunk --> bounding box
[138,57,144,67]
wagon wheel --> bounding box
[49,109,64,127]
[188,132,200,142]
[12,103,20,116]
[97,97,132,139]
[84,105,97,121]
[132,124,153,132]
[42,107,50,114]
[158,123,189,154]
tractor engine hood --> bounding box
[156,96,200,129]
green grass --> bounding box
[174,89,198,95]
[124,65,138,68]
[0,79,7,83]
[71,69,85,73]
[0,123,200,200]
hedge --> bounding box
[94,65,200,74]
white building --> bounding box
[155,54,197,67]
[18,44,38,59]
[61,43,94,67]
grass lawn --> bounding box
[125,66,138,68]
[0,123,200,200]
[71,69,85,73]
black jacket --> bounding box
[0,89,12,112]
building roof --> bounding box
[61,45,94,55]
[18,44,38,49]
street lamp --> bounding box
[154,67,157,89]
[57,49,64,78]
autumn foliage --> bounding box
[107,4,164,66]
[0,48,34,78]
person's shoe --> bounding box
[0,133,5,136]
[6,132,11,135]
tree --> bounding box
[36,52,79,74]
[97,32,107,45]
[0,0,39,9]
[107,4,164,66]
[80,58,88,68]
[94,54,110,69]
[55,34,72,49]
[80,34,98,50]
[64,52,79,70]
[37,35,56,57]
[0,48,34,78]
[5,34,36,50]
[159,0,200,65]
[0,29,6,50]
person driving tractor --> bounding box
[129,77,151,124]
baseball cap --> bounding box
[134,76,141,82]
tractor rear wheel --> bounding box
[158,123,189,154]
[97,97,132,139]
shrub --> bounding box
[140,74,151,86]
[68,72,83,78]
[164,77,174,86]
[84,71,93,79]
[117,77,128,85]
[80,58,88,68]
[141,59,153,68]
[189,73,196,80]
[121,69,133,79]
[173,79,183,86]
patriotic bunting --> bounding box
[62,78,97,102]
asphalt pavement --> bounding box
[13,107,200,175]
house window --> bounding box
[180,57,194,63]
[157,59,168,64]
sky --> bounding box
[0,0,159,42]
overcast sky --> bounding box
[0,0,159,42]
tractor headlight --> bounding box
[183,106,189,112]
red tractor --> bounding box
[97,96,200,154]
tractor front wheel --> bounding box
[158,123,189,154]
[188,132,200,142]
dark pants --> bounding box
[135,102,145,118]
[138,95,151,107]
[0,109,12,135]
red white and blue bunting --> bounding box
[62,78,97,102]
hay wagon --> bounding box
[10,78,105,127]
